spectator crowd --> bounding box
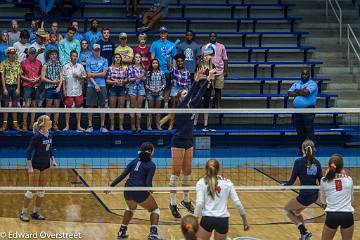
[0,19,229,132]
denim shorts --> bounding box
[3,85,19,100]
[147,91,163,101]
[44,87,62,100]
[23,86,40,100]
[108,86,127,97]
[128,84,145,96]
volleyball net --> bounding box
[0,107,359,190]
[0,108,359,239]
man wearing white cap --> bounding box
[150,26,176,108]
[85,43,108,132]
[114,32,133,68]
[0,47,22,131]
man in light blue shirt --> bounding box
[85,43,108,133]
[288,70,318,151]
[85,20,102,50]
[150,26,176,107]
[59,27,81,66]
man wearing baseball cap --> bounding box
[114,32,133,68]
[20,47,42,131]
[0,47,22,131]
[150,26,176,108]
[85,43,108,132]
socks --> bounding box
[150,225,158,234]
[297,224,307,235]
[170,193,176,205]
[33,207,40,213]
[183,192,190,202]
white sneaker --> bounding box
[85,126,93,132]
[100,127,108,133]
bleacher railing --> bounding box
[347,24,360,88]
[326,0,343,45]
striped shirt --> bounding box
[145,70,166,91]
[171,66,191,89]
[44,61,62,89]
[107,66,127,86]
[128,65,146,87]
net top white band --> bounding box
[0,186,359,191]
[1,107,360,114]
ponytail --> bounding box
[138,142,154,162]
[181,215,199,240]
[204,159,220,200]
[32,115,48,133]
[302,140,316,165]
[324,154,344,182]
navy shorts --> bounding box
[4,85,19,101]
[200,216,229,234]
[32,163,50,171]
[44,87,62,100]
[325,212,354,229]
[124,190,150,203]
[297,193,318,206]
[171,137,193,150]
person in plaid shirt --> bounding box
[145,58,166,130]
[106,53,128,131]
[128,53,146,131]
[167,53,191,130]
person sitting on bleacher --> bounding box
[137,0,169,33]
[288,70,318,154]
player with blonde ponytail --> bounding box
[283,140,323,240]
[20,115,57,222]
[194,159,250,240]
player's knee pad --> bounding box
[126,208,135,214]
[36,191,45,198]
[169,175,179,187]
[151,208,160,216]
[25,191,33,199]
[182,175,192,186]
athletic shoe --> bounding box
[148,233,162,240]
[85,126,93,132]
[299,231,312,240]
[169,204,181,218]
[180,200,194,214]
[31,212,45,220]
[100,126,108,133]
[118,225,128,239]
[137,26,150,33]
[19,212,30,222]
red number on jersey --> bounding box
[215,185,222,194]
[335,179,342,191]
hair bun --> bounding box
[330,163,337,169]
[185,223,193,231]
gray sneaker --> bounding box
[85,126,93,132]
[20,212,30,222]
[299,231,312,240]
[100,127,108,133]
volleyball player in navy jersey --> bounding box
[160,55,216,219]
[107,142,161,240]
[20,115,57,222]
[284,140,323,240]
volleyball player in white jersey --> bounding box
[320,154,354,240]
[194,159,250,240]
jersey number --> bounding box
[134,161,141,172]
[335,179,342,191]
